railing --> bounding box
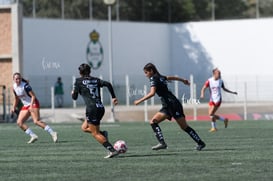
[3,74,273,122]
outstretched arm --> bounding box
[134,86,156,105]
[222,83,237,95]
[166,76,190,85]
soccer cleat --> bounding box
[104,150,119,159]
[27,135,38,144]
[152,143,168,150]
[209,128,217,132]
[196,142,206,151]
[224,118,229,128]
[51,132,58,143]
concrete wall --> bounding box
[23,19,170,106]
[22,18,273,106]
[171,19,273,101]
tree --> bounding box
[21,0,273,22]
[214,0,248,19]
[259,0,273,17]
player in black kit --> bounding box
[134,63,206,151]
[72,63,119,158]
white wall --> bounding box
[171,19,273,101]
[22,18,273,106]
[23,18,170,106]
[23,19,170,78]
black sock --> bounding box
[151,123,165,144]
[100,131,107,138]
[102,141,116,152]
[185,126,204,145]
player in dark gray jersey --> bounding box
[72,63,119,158]
[134,63,206,151]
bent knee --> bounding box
[17,121,23,127]
[150,119,158,124]
[81,126,90,133]
[33,120,39,125]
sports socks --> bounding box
[218,116,225,121]
[151,122,165,144]
[185,126,203,144]
[44,125,54,134]
[211,121,216,128]
[25,128,37,137]
[102,141,116,152]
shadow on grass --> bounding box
[119,147,237,158]
[199,148,237,152]
[119,152,180,158]
[36,140,84,144]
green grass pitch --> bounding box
[1,120,273,181]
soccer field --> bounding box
[1,120,273,181]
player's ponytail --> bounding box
[143,63,163,77]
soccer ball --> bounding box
[114,140,128,153]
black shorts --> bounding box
[86,103,105,126]
[159,100,185,120]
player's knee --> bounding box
[17,120,23,127]
[81,125,88,132]
[209,115,214,119]
[150,119,158,124]
[176,117,188,130]
[32,119,40,125]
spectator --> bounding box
[54,77,64,107]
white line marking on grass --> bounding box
[231,162,242,165]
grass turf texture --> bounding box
[0,121,273,181]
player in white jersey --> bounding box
[11,73,58,143]
[200,68,237,132]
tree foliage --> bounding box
[21,0,273,22]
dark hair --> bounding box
[13,72,29,83]
[212,68,221,78]
[143,63,162,76]
[212,68,219,74]
[78,63,91,76]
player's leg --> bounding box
[150,112,168,150]
[86,107,118,158]
[208,105,219,132]
[81,119,90,132]
[81,119,108,139]
[175,117,206,151]
[17,109,38,143]
[30,108,58,143]
[88,123,118,158]
[209,104,228,129]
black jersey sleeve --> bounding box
[24,83,32,93]
[221,81,225,89]
[149,76,158,87]
[72,79,79,100]
[100,80,116,98]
